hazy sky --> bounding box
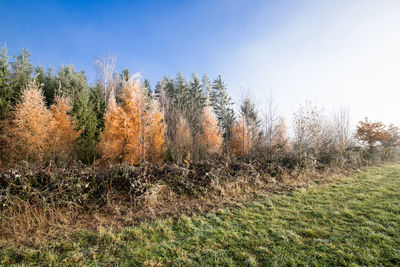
[1,0,399,128]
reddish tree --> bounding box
[355,117,388,149]
[382,124,400,148]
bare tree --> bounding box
[292,101,325,155]
[262,95,278,150]
[333,106,351,150]
[95,55,117,104]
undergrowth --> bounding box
[1,164,399,265]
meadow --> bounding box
[1,164,399,266]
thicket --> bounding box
[1,47,399,171]
[1,47,400,242]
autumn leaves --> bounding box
[3,74,225,167]
[3,80,79,164]
[99,76,165,165]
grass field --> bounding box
[1,164,400,266]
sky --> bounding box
[1,0,400,128]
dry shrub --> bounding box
[0,153,393,245]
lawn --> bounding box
[1,164,400,266]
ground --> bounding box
[1,164,400,266]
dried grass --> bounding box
[0,160,387,247]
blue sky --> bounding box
[0,0,294,82]
[1,0,400,128]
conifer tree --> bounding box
[239,93,261,156]
[202,73,212,103]
[99,90,125,164]
[145,98,165,163]
[186,73,206,159]
[174,116,191,163]
[58,65,99,163]
[50,94,81,162]
[200,105,223,154]
[211,75,235,155]
[143,78,152,98]
[89,84,106,133]
[0,45,11,120]
[121,74,145,164]
[9,48,33,104]
[231,117,250,158]
[99,74,165,165]
[36,67,58,106]
[5,80,55,164]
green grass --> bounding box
[1,164,400,266]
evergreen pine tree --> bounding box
[0,45,11,120]
[89,84,106,134]
[239,93,261,155]
[143,78,152,98]
[211,75,235,155]
[9,48,33,104]
[58,65,99,163]
[186,73,206,159]
[202,73,212,104]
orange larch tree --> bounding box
[99,90,125,164]
[172,116,191,164]
[50,94,81,162]
[231,117,250,158]
[5,80,55,164]
[200,105,222,154]
[99,74,166,165]
[145,98,166,163]
[121,75,144,164]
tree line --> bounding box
[0,47,399,168]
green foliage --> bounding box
[35,66,58,106]
[143,78,152,98]
[0,45,11,120]
[89,84,106,134]
[120,68,130,82]
[201,73,212,103]
[58,65,99,164]
[9,48,33,104]
[186,73,207,155]
[211,75,235,154]
[239,93,262,155]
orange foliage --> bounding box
[99,91,125,164]
[121,76,145,164]
[5,81,55,164]
[176,116,191,161]
[145,99,166,162]
[231,117,250,157]
[200,106,222,154]
[50,95,81,161]
[355,117,388,148]
[99,75,166,165]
